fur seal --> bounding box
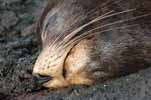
[33,0,151,89]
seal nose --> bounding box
[33,73,52,85]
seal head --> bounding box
[33,0,151,89]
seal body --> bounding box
[33,0,151,89]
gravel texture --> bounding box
[0,0,151,100]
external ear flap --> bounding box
[36,0,63,48]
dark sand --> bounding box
[0,0,151,100]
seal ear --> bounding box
[36,0,63,48]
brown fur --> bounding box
[33,0,151,89]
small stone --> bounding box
[0,26,4,34]
[0,56,5,63]
[1,11,19,29]
[2,0,22,4]
[21,24,36,36]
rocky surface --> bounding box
[0,0,151,100]
[0,0,47,98]
[14,68,151,100]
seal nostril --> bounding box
[33,73,52,85]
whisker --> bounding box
[50,10,113,49]
[47,2,135,50]
[47,1,117,49]
[87,0,124,16]
[48,15,84,49]
[63,11,113,42]
[64,24,139,48]
[48,10,113,51]
[48,10,112,49]
[49,11,110,48]
[77,14,149,39]
[62,9,136,45]
[51,24,139,55]
[64,13,150,48]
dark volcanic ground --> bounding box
[0,0,151,100]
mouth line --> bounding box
[33,74,53,85]
[36,78,51,85]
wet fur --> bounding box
[33,0,151,89]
